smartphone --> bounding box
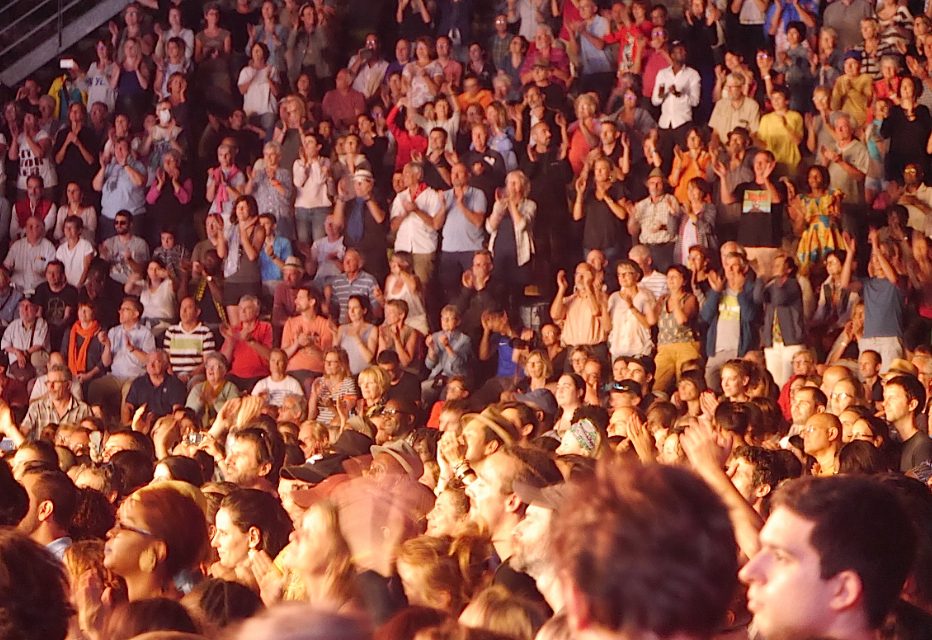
[59,58,76,70]
[0,438,15,452]
[187,432,206,446]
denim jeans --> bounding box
[296,206,331,245]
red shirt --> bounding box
[387,103,428,170]
[224,321,273,378]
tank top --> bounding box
[387,277,429,335]
[657,295,696,345]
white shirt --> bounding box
[349,56,390,99]
[56,239,96,287]
[1,318,49,364]
[4,237,56,294]
[391,186,445,254]
[608,288,656,359]
[252,375,305,406]
[238,65,278,116]
[651,65,702,129]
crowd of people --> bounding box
[0,0,931,638]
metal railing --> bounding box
[0,0,128,86]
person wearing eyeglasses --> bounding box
[99,209,150,285]
[801,413,842,476]
[103,483,209,602]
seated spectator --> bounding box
[4,217,57,294]
[163,297,217,386]
[185,352,239,428]
[11,175,56,241]
[220,294,273,391]
[2,297,50,384]
[124,350,188,425]
[282,286,334,384]
[252,348,305,407]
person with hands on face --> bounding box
[700,252,762,390]
[721,150,786,275]
[92,137,147,238]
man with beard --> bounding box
[511,481,570,612]
[466,445,561,611]
[17,468,77,560]
[223,428,279,493]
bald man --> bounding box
[802,413,842,476]
[820,365,852,399]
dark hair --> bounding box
[733,445,781,493]
[552,464,738,636]
[772,476,917,627]
[185,578,264,630]
[158,456,205,487]
[885,375,926,414]
[838,440,889,475]
[876,474,932,611]
[786,20,806,38]
[0,459,27,526]
[250,41,271,62]
[220,488,294,559]
[376,606,452,640]
[233,195,260,219]
[714,401,750,436]
[16,440,59,471]
[21,469,78,531]
[71,487,116,541]
[111,449,155,496]
[232,426,285,481]
[104,597,199,640]
[0,529,74,640]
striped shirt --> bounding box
[163,322,216,375]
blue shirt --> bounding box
[46,536,72,561]
[493,333,518,378]
[100,160,147,219]
[862,277,903,339]
[442,187,488,252]
[108,323,157,379]
[259,236,294,281]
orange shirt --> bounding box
[282,314,334,373]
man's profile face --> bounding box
[466,454,510,534]
[511,503,552,574]
[740,507,834,640]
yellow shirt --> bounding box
[757,111,803,172]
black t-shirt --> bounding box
[576,182,630,252]
[223,8,259,53]
[734,180,787,248]
[53,127,100,188]
[33,282,79,351]
[386,372,421,407]
[899,431,932,473]
[126,374,188,419]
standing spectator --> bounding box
[55,217,95,288]
[238,42,280,136]
[53,182,97,243]
[756,253,805,387]
[293,133,333,247]
[219,195,266,326]
[10,107,57,199]
[628,169,680,272]
[321,70,366,133]
[700,251,762,389]
[607,259,657,361]
[206,143,246,229]
[566,0,613,102]
[328,249,382,325]
[52,103,98,194]
[651,41,701,171]
[390,162,445,289]
[333,170,389,283]
[439,163,488,295]
[709,72,760,145]
[93,138,147,239]
[347,33,390,100]
[487,170,536,317]
[258,213,293,298]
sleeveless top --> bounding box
[338,324,376,375]
[226,225,261,285]
[387,277,429,335]
[657,295,697,345]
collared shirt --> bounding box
[651,66,702,129]
[425,330,473,379]
[709,98,761,142]
[1,318,49,364]
[635,195,680,245]
[578,16,612,74]
[126,373,188,419]
[442,187,488,252]
[348,56,390,99]
[330,271,380,323]
[23,395,93,439]
[4,237,56,294]
[259,235,294,281]
[109,323,157,380]
[46,537,73,561]
[391,186,445,254]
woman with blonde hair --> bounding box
[286,500,359,611]
[520,349,554,393]
[485,101,517,171]
[356,365,391,418]
[459,585,547,640]
[486,170,536,315]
